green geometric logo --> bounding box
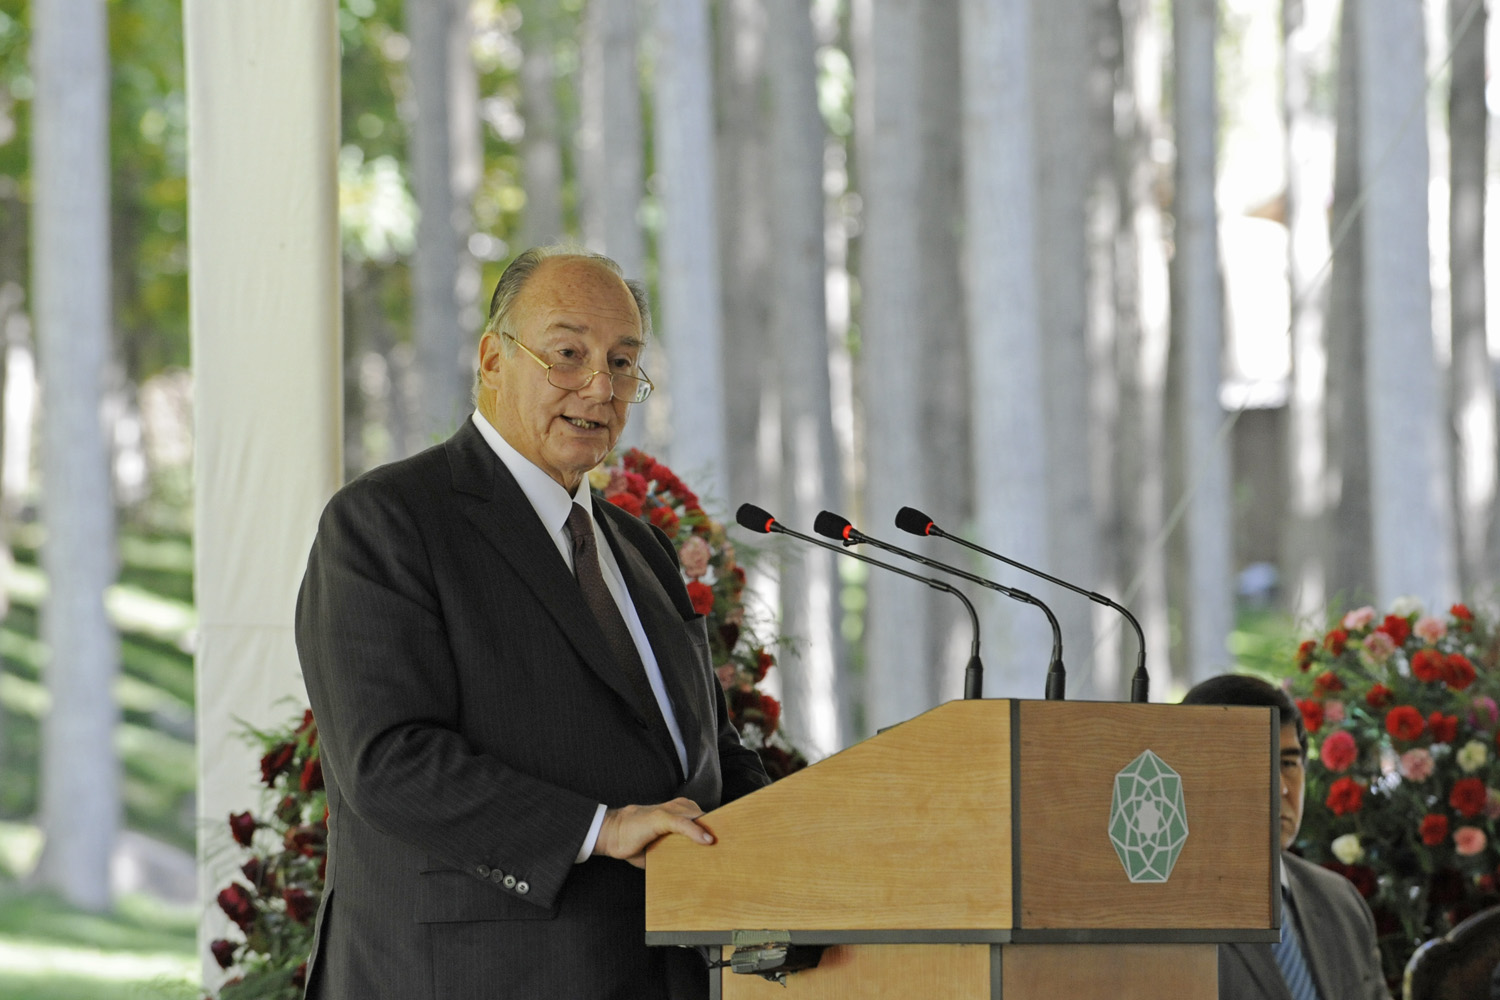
[1108,749,1189,883]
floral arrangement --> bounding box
[589,447,807,780]
[206,710,326,999]
[1285,598,1500,988]
[204,450,804,995]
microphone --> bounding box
[814,511,1067,701]
[736,503,986,700]
[896,506,1150,703]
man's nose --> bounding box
[577,368,616,401]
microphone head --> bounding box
[813,510,854,542]
[736,503,779,534]
[895,506,937,537]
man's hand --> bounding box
[593,797,714,868]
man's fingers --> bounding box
[594,799,713,862]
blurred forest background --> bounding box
[0,0,1498,991]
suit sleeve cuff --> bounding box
[575,803,607,864]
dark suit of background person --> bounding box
[295,247,770,1000]
[1182,675,1390,1000]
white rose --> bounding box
[1458,740,1489,774]
[1390,595,1425,618]
[1331,834,1365,865]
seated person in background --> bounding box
[1181,674,1389,1000]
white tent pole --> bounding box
[184,0,342,982]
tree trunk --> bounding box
[1448,0,1492,595]
[961,0,1051,697]
[1280,0,1334,622]
[518,0,565,248]
[918,0,972,704]
[578,0,646,278]
[31,0,120,913]
[406,0,480,449]
[1111,0,1174,689]
[1169,0,1234,684]
[1032,0,1101,696]
[1325,0,1372,607]
[853,0,932,730]
[1356,0,1458,607]
[653,0,729,499]
[715,0,774,515]
[767,0,846,757]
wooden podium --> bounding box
[646,699,1281,999]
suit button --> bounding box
[516,881,530,895]
[490,869,505,884]
[503,875,516,889]
[477,865,490,878]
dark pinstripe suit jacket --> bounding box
[1217,851,1390,1000]
[295,420,769,999]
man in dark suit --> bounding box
[1181,675,1389,1000]
[295,246,770,999]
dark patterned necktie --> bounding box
[565,503,667,737]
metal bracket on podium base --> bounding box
[727,930,825,985]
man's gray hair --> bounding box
[483,244,653,346]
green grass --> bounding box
[0,887,199,999]
[0,527,201,998]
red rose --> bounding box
[295,709,316,736]
[648,504,680,535]
[685,580,715,615]
[754,649,774,682]
[217,884,257,933]
[1445,654,1477,691]
[1326,776,1365,815]
[608,493,644,517]
[210,938,238,969]
[240,857,277,894]
[229,811,257,847]
[1296,639,1317,671]
[1323,861,1378,899]
[1429,712,1460,744]
[760,694,782,733]
[1451,777,1488,817]
[1378,614,1413,646]
[1412,648,1446,683]
[300,756,324,793]
[1367,684,1394,709]
[260,743,296,786]
[1453,603,1475,627]
[1421,813,1451,846]
[1298,699,1325,734]
[1320,730,1358,772]
[623,471,649,498]
[283,887,318,924]
[1313,671,1344,695]
[285,823,327,857]
[1324,628,1349,656]
[1386,705,1426,742]
[292,962,308,989]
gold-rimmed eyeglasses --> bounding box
[504,333,655,404]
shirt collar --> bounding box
[470,411,594,535]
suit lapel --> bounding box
[596,508,705,775]
[447,423,661,729]
[1285,856,1337,1000]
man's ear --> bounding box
[477,332,505,388]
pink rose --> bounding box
[1362,630,1397,664]
[1324,701,1346,726]
[679,535,712,581]
[1471,696,1500,731]
[1342,606,1377,631]
[715,664,735,690]
[1400,748,1435,782]
[1414,615,1447,643]
[1320,730,1357,772]
[1455,826,1488,856]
